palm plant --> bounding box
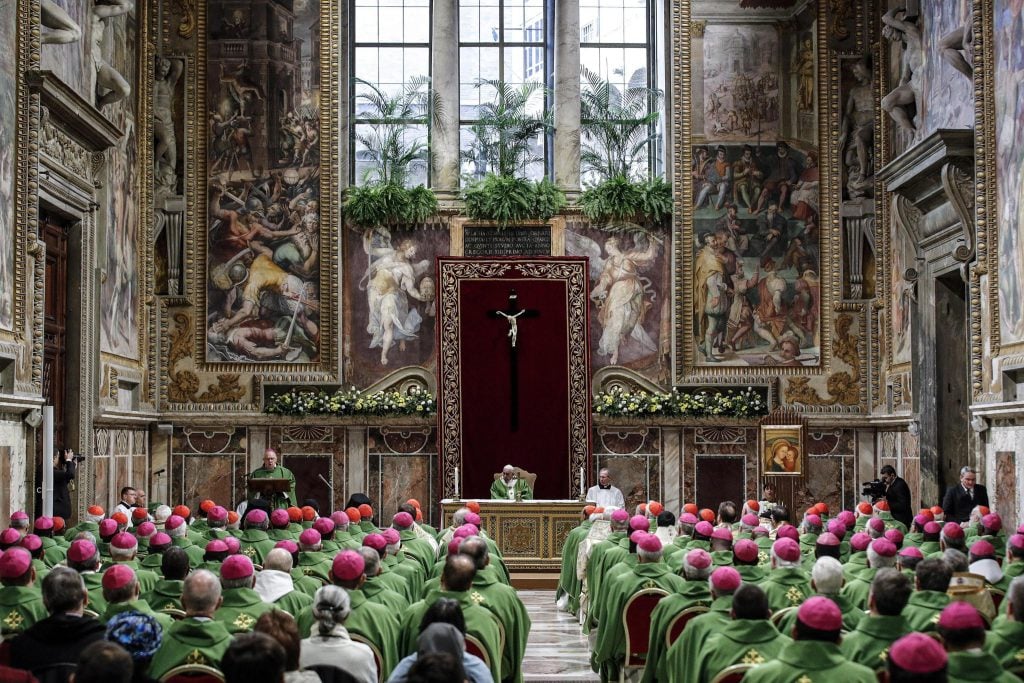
[579,67,663,183]
[461,79,552,178]
[353,76,442,187]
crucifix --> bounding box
[488,289,539,432]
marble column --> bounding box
[431,0,460,195]
[553,0,581,195]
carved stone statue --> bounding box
[881,7,923,134]
[92,0,134,108]
[940,5,974,78]
[840,59,874,198]
[154,56,184,196]
[41,0,82,45]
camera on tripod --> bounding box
[861,479,886,501]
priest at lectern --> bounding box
[249,447,296,509]
[490,464,533,500]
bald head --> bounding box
[263,548,293,573]
[183,569,222,617]
[459,537,490,571]
[441,554,477,592]
[358,547,381,577]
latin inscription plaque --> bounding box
[463,226,552,256]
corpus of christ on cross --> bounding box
[488,289,539,432]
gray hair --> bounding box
[220,574,254,590]
[943,548,969,572]
[1010,576,1024,622]
[41,567,87,614]
[867,546,898,570]
[960,466,977,477]
[110,543,137,562]
[811,556,844,595]
[357,547,380,577]
[637,546,663,563]
[153,505,172,524]
[771,547,801,569]
[183,570,222,616]
[682,558,712,581]
[263,548,293,573]
[103,578,139,605]
[452,508,469,526]
[312,585,351,635]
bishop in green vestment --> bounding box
[939,601,1019,683]
[0,548,47,637]
[840,568,912,670]
[250,448,297,509]
[148,570,233,680]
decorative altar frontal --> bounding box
[441,499,586,571]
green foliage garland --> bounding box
[593,386,768,418]
[344,182,439,229]
[265,386,436,417]
[462,174,566,228]
[580,174,673,226]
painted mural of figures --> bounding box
[752,141,801,214]
[756,202,789,258]
[0,6,14,331]
[731,145,763,210]
[587,234,662,365]
[361,229,433,366]
[91,0,133,107]
[790,150,820,223]
[695,146,733,210]
[940,4,974,77]
[840,59,875,199]
[753,257,793,351]
[726,261,759,351]
[691,147,711,201]
[716,205,749,255]
[41,0,83,44]
[794,38,815,112]
[694,233,731,361]
[220,61,264,118]
[791,266,820,348]
[209,255,318,341]
[881,6,923,133]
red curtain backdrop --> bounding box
[458,278,571,499]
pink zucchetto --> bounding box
[393,512,415,529]
[101,564,135,590]
[111,532,137,550]
[382,528,400,545]
[711,527,733,542]
[164,515,186,531]
[223,537,241,554]
[850,532,871,551]
[447,538,463,556]
[208,506,228,524]
[67,540,97,564]
[205,540,229,554]
[710,566,741,592]
[694,521,714,538]
[221,555,254,580]
[685,549,712,570]
[637,533,662,553]
[270,509,290,528]
[775,524,799,541]
[610,509,629,523]
[870,538,897,558]
[274,540,299,554]
[942,522,964,540]
[899,546,924,559]
[630,515,649,532]
[331,550,365,581]
[313,517,335,536]
[362,533,387,551]
[796,596,843,631]
[136,522,156,538]
[772,538,801,563]
[464,512,482,527]
[740,514,760,527]
[938,601,985,630]
[299,529,322,547]
[679,513,698,525]
[734,539,759,563]
[149,533,172,551]
[888,633,947,674]
[98,519,118,538]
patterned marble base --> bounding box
[521,589,600,682]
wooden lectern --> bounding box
[247,478,292,500]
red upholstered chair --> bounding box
[991,588,1006,612]
[665,605,709,649]
[158,664,225,683]
[465,635,490,669]
[620,588,670,682]
[349,634,384,683]
[709,662,754,683]
[0,639,9,667]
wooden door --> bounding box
[41,216,69,448]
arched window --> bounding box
[350,0,431,186]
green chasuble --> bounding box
[775,592,864,635]
[902,589,950,632]
[40,537,66,567]
[297,588,403,677]
[0,586,47,637]
[272,588,313,618]
[644,591,722,683]
[249,465,297,509]
[148,617,233,680]
[101,599,175,631]
[400,589,503,683]
[582,532,628,632]
[106,561,159,595]
[144,578,186,612]
[171,537,205,568]
[658,597,731,683]
[392,555,425,600]
[761,567,812,612]
[360,578,409,614]
[693,619,791,683]
[141,552,165,575]
[839,566,878,611]
[470,565,532,683]
[237,530,275,566]
[213,587,275,633]
[557,521,591,615]
[65,521,98,543]
[843,553,868,582]
[397,530,437,579]
[289,568,322,598]
[296,551,333,583]
[592,563,687,681]
[839,614,910,671]
[372,567,412,605]
[80,572,107,613]
[985,618,1024,669]
[736,564,766,585]
[489,477,533,501]
[742,639,875,683]
[947,650,1020,683]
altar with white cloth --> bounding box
[441,499,590,571]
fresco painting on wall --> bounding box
[205,1,324,363]
[702,24,780,143]
[344,227,447,387]
[996,0,1024,345]
[891,223,914,366]
[0,0,15,331]
[692,142,821,367]
[99,6,139,359]
[40,0,92,102]
[918,0,974,136]
[565,226,670,382]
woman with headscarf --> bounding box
[298,586,377,683]
[386,599,493,683]
[105,611,163,683]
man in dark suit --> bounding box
[880,465,913,529]
[941,466,990,524]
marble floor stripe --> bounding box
[520,589,600,682]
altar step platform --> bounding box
[521,590,600,682]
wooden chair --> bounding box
[769,606,797,630]
[665,605,709,649]
[82,609,100,618]
[160,607,187,620]
[492,469,538,493]
[709,663,755,683]
[465,634,490,669]
[620,588,670,683]
[159,664,225,683]
[349,633,384,683]
[991,587,1006,612]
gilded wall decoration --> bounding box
[0,0,16,331]
[995,0,1024,345]
[783,313,861,406]
[343,227,448,387]
[565,225,670,383]
[167,311,245,404]
[203,1,326,365]
[99,3,142,359]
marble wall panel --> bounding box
[694,455,746,511]
[596,455,660,511]
[903,457,921,512]
[0,420,26,515]
[92,456,110,515]
[682,427,756,506]
[378,455,432,524]
[918,0,974,135]
[39,0,92,101]
[114,456,130,504]
[171,427,247,508]
[181,455,236,510]
[271,426,345,512]
[368,427,436,525]
[996,451,1017,532]
[0,0,15,330]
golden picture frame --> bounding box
[761,425,804,476]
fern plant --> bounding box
[344,181,439,229]
[580,174,673,226]
[580,67,663,182]
[462,175,566,228]
[461,79,551,179]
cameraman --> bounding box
[52,447,77,520]
[878,465,912,529]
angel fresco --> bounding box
[568,229,662,366]
[360,228,435,366]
